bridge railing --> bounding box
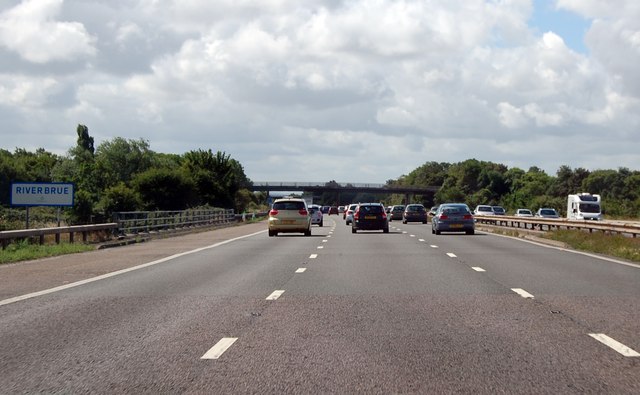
[253,181,388,188]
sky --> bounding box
[0,0,639,184]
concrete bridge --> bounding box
[251,182,439,204]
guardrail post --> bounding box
[69,232,75,243]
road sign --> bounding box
[11,182,75,207]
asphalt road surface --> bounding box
[1,218,639,393]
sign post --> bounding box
[11,182,75,229]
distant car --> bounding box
[515,209,533,217]
[432,203,475,235]
[492,206,506,215]
[473,205,494,216]
[338,206,345,214]
[345,203,358,225]
[403,204,428,224]
[536,208,560,218]
[309,205,323,227]
[352,203,389,233]
[268,198,311,237]
[328,206,339,215]
[429,206,438,216]
[321,206,330,214]
[389,205,405,221]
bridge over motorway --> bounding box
[251,182,439,204]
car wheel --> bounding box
[305,229,311,236]
[435,229,441,235]
[466,230,475,235]
[319,221,323,227]
[268,230,275,237]
[402,220,407,224]
[352,227,356,234]
[383,227,389,233]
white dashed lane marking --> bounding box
[295,268,307,273]
[266,290,285,300]
[430,245,438,248]
[418,239,425,242]
[472,267,486,272]
[446,253,457,258]
[589,334,640,357]
[309,254,318,259]
[201,337,238,360]
[511,288,534,298]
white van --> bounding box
[567,193,602,221]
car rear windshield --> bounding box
[359,205,384,214]
[540,209,556,215]
[273,201,306,210]
[478,206,492,211]
[407,205,425,212]
[443,206,470,214]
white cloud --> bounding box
[0,0,96,63]
[0,0,639,181]
[0,74,59,107]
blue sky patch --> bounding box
[529,0,591,53]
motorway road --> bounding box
[1,218,639,393]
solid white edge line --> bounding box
[472,267,486,272]
[589,333,640,357]
[266,290,285,300]
[295,268,307,273]
[0,230,268,307]
[511,288,535,298]
[486,232,640,270]
[201,337,238,360]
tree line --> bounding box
[0,125,259,224]
[1,126,638,226]
[387,159,639,218]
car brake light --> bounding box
[299,209,308,216]
[463,214,473,220]
[269,209,278,216]
[439,214,449,220]
[354,210,360,220]
[381,212,387,219]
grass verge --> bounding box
[0,241,95,264]
[544,229,640,263]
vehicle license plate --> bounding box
[281,220,295,225]
[364,215,376,220]
[450,224,463,228]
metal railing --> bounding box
[113,209,235,235]
[0,223,118,249]
[474,215,640,238]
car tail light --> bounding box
[439,214,449,220]
[381,211,387,220]
[269,209,278,216]
[463,214,473,220]
[299,209,308,216]
[354,210,360,220]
